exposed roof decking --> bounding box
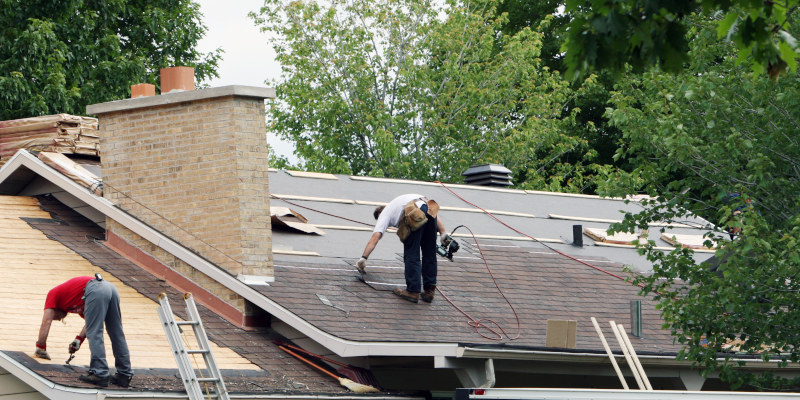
[0,195,257,370]
[0,194,351,394]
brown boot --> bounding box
[421,286,436,303]
[393,288,419,303]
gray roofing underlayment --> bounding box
[266,169,715,273]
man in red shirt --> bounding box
[35,275,133,387]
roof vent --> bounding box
[462,164,513,187]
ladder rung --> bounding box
[197,377,221,383]
[176,321,200,326]
[186,349,209,354]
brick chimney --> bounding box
[87,69,275,322]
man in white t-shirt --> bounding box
[357,194,451,303]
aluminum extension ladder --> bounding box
[157,293,230,400]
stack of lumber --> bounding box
[0,114,100,167]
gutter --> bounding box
[460,346,800,370]
[0,151,460,359]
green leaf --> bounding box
[779,42,798,71]
[717,13,738,40]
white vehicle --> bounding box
[456,388,800,400]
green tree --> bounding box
[486,1,628,193]
[602,15,800,389]
[254,0,599,187]
[0,0,221,120]
[562,0,800,80]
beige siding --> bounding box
[0,366,45,400]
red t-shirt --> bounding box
[44,276,93,317]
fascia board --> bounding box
[0,151,459,359]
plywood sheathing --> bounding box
[661,233,718,250]
[37,152,102,195]
[0,195,257,371]
[583,227,642,245]
[18,196,348,393]
[0,114,100,167]
[271,206,326,235]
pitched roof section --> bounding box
[0,195,255,371]
[0,194,351,394]
[0,151,717,359]
[262,244,677,352]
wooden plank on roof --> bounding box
[661,233,718,250]
[550,213,622,224]
[285,170,338,180]
[593,241,707,252]
[441,206,535,218]
[313,224,373,232]
[271,194,354,204]
[355,200,535,218]
[355,200,387,206]
[349,175,441,186]
[0,196,41,205]
[452,232,564,244]
[271,206,326,235]
[551,213,697,229]
[442,183,526,194]
[526,190,611,199]
[273,249,321,256]
[584,227,640,245]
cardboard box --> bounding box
[546,319,577,348]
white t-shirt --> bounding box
[373,193,427,235]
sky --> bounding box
[194,0,298,163]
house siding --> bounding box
[0,366,46,400]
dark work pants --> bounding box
[84,279,133,378]
[403,205,437,293]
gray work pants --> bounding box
[84,279,133,378]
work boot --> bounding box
[421,285,436,303]
[111,372,133,388]
[79,372,109,387]
[393,288,419,303]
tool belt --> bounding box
[397,198,439,242]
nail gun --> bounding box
[436,227,461,261]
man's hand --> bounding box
[34,344,50,360]
[356,257,367,274]
[69,335,85,354]
[441,233,453,247]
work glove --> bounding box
[441,233,453,248]
[34,344,51,360]
[69,335,85,354]
[356,257,367,274]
